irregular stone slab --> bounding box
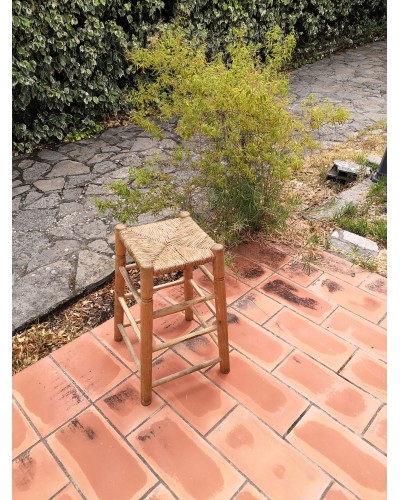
[12,170,20,180]
[25,193,61,210]
[68,146,97,163]
[34,178,65,192]
[13,231,51,268]
[57,142,81,153]
[87,152,112,166]
[26,240,82,273]
[15,159,34,170]
[73,219,108,240]
[24,192,43,206]
[65,174,96,189]
[12,185,30,198]
[48,160,90,178]
[130,137,160,151]
[74,250,114,293]
[326,160,371,183]
[92,160,118,174]
[62,188,83,201]
[58,202,85,216]
[12,197,21,212]
[13,180,22,187]
[367,154,382,166]
[307,179,373,221]
[330,228,379,257]
[159,138,178,149]
[101,146,121,153]
[22,162,51,182]
[88,239,114,255]
[12,260,74,331]
[112,151,141,165]
[13,209,58,233]
[37,149,68,162]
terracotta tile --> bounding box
[48,407,156,499]
[225,309,292,371]
[52,333,132,400]
[232,289,282,325]
[234,241,292,270]
[309,274,386,323]
[174,333,220,367]
[12,442,68,500]
[153,311,199,342]
[265,309,356,371]
[52,483,82,500]
[129,406,243,499]
[12,402,39,459]
[379,315,387,329]
[315,251,370,285]
[278,259,323,287]
[193,265,251,304]
[364,405,387,454]
[287,406,387,499]
[258,274,335,323]
[144,483,175,499]
[359,273,387,300]
[96,376,164,436]
[226,253,273,287]
[12,357,89,437]
[274,351,381,433]
[234,483,265,499]
[207,351,308,435]
[92,315,160,371]
[340,351,386,401]
[322,308,386,362]
[158,281,213,319]
[151,351,235,434]
[324,483,358,500]
[208,406,329,499]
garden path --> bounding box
[12,41,387,331]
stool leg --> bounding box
[114,224,126,342]
[212,244,230,374]
[140,263,154,406]
[183,265,194,321]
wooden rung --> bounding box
[152,294,215,320]
[152,277,184,291]
[190,279,216,315]
[126,263,138,270]
[118,296,141,341]
[199,265,214,283]
[190,305,219,346]
[152,356,220,388]
[119,266,141,304]
[117,323,141,370]
[152,324,218,352]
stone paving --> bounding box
[11,41,387,332]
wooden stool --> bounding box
[114,211,230,406]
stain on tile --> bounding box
[263,279,318,309]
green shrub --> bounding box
[96,26,348,245]
[12,0,166,152]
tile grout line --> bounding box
[48,482,84,500]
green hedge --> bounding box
[12,0,166,152]
[13,0,386,152]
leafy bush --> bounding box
[12,0,165,152]
[173,0,386,64]
[96,27,348,245]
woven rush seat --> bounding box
[118,215,217,276]
[114,211,230,406]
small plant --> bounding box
[368,176,387,205]
[96,26,348,245]
[64,123,105,143]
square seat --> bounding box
[114,212,230,406]
[119,215,217,276]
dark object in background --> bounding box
[371,148,387,183]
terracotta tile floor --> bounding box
[12,243,387,499]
